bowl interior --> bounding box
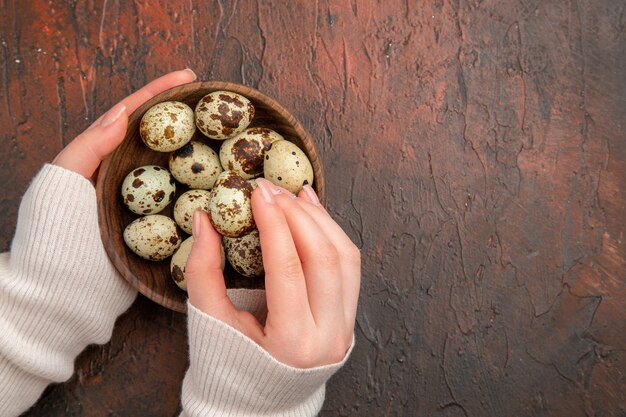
[96,81,325,313]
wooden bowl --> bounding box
[96,81,325,313]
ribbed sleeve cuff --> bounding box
[181,301,354,417]
[0,164,136,415]
[0,356,48,417]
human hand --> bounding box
[185,178,360,368]
[52,69,197,181]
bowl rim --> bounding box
[96,80,326,313]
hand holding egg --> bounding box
[184,179,360,368]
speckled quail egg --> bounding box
[263,140,314,194]
[208,170,255,238]
[123,215,182,261]
[139,101,195,152]
[223,229,264,277]
[219,127,284,179]
[170,237,226,291]
[173,190,212,234]
[121,165,176,215]
[169,141,223,189]
[195,91,254,140]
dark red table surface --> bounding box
[1,1,624,416]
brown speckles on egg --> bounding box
[169,141,223,189]
[124,215,181,261]
[195,91,254,140]
[223,229,263,277]
[232,139,261,173]
[122,165,176,214]
[140,101,195,152]
[153,190,165,202]
[208,170,255,237]
[219,127,284,179]
[220,171,253,199]
[172,265,185,283]
[173,143,194,158]
[191,163,205,173]
[263,141,314,194]
[219,93,244,107]
[170,236,217,291]
[164,125,175,139]
[173,190,212,234]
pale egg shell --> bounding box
[263,141,314,194]
[121,165,176,215]
[170,237,226,291]
[195,91,254,140]
[208,170,255,238]
[219,127,284,179]
[173,190,212,234]
[169,141,223,189]
[123,215,182,261]
[224,229,264,277]
[140,101,195,152]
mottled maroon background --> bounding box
[1,1,624,416]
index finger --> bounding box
[251,179,313,327]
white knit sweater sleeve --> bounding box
[0,164,137,416]
[180,294,354,417]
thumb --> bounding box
[186,210,233,317]
[53,102,128,179]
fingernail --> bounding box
[303,184,321,206]
[193,209,203,238]
[255,178,275,204]
[184,68,197,80]
[100,102,126,127]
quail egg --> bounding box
[170,237,226,291]
[123,215,182,261]
[139,101,195,152]
[173,190,212,234]
[195,91,254,139]
[169,141,223,189]
[223,229,264,277]
[208,170,255,238]
[121,165,176,215]
[219,127,283,179]
[264,141,314,194]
